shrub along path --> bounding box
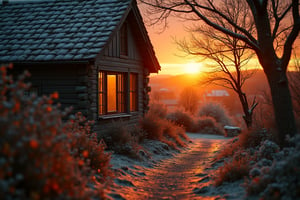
[109,134,228,200]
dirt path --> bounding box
[109,134,228,200]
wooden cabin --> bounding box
[0,0,160,132]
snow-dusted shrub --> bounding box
[198,101,233,126]
[100,120,144,158]
[217,128,272,159]
[101,120,132,147]
[245,135,300,199]
[239,128,271,149]
[257,140,279,160]
[249,168,261,178]
[196,116,225,135]
[255,158,272,168]
[167,109,196,132]
[0,65,111,199]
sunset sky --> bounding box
[145,22,202,76]
[137,3,298,77]
[137,5,262,76]
[138,4,206,76]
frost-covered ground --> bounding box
[108,133,239,200]
[184,133,246,200]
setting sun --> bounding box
[184,62,203,74]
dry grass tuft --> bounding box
[213,156,250,186]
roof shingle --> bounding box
[0,0,131,62]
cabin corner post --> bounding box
[76,65,92,118]
[87,64,98,120]
[75,65,97,120]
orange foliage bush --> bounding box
[162,119,187,148]
[140,112,164,140]
[140,109,188,149]
[0,65,112,199]
[64,112,113,183]
[214,155,250,186]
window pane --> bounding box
[117,74,125,112]
[130,73,137,111]
[99,71,127,115]
[107,74,117,112]
[98,72,105,115]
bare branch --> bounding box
[282,0,300,70]
[271,0,293,40]
[183,0,261,52]
[250,96,259,112]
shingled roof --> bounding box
[0,0,159,71]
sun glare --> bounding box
[184,62,202,74]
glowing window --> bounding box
[98,72,105,115]
[98,71,125,115]
[107,74,117,112]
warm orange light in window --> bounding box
[107,75,117,112]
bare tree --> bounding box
[178,86,199,114]
[140,0,300,144]
[176,0,258,128]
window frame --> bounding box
[98,71,126,116]
[130,73,138,112]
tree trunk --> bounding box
[243,111,253,129]
[265,66,297,145]
[238,94,252,129]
